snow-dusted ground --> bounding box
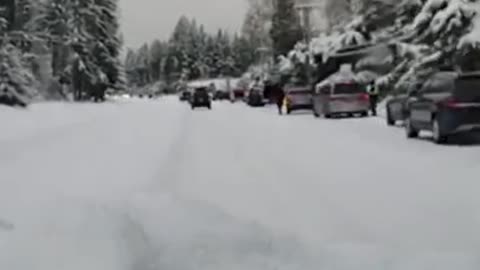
[1,97,480,270]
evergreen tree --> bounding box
[270,0,303,58]
[242,0,273,53]
[149,39,165,81]
[91,0,123,88]
[232,34,255,75]
[169,16,191,78]
[1,0,15,31]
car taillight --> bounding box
[443,97,460,108]
[359,93,370,101]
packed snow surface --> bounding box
[1,97,480,270]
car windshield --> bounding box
[287,87,310,95]
[3,1,480,270]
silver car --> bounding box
[313,78,370,118]
[284,86,313,114]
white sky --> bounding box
[119,0,248,50]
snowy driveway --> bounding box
[1,97,480,270]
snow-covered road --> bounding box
[1,97,480,270]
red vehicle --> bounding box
[230,78,249,103]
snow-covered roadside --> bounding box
[0,97,190,270]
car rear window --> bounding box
[287,88,310,95]
[454,77,480,102]
[195,88,207,93]
[333,83,363,94]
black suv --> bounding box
[405,71,480,144]
[190,87,212,109]
[246,88,265,107]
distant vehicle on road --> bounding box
[190,87,212,110]
[313,74,370,118]
[213,89,229,100]
[283,85,312,114]
[246,87,266,107]
[230,88,246,103]
[179,90,191,101]
[230,78,249,103]
[405,71,480,144]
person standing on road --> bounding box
[274,83,285,115]
[367,81,379,116]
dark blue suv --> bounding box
[405,71,480,144]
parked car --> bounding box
[246,87,266,106]
[179,90,191,101]
[213,90,229,100]
[230,78,249,103]
[386,82,419,126]
[313,74,370,118]
[405,71,480,144]
[283,85,312,114]
[190,87,212,109]
[230,87,246,103]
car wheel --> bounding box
[432,118,447,144]
[386,107,395,126]
[360,111,368,117]
[405,117,419,138]
[325,113,332,119]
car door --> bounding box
[409,80,432,128]
[389,85,407,121]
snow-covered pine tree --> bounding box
[1,0,15,31]
[136,43,150,84]
[409,0,479,69]
[0,44,40,101]
[30,0,71,77]
[270,0,303,58]
[91,0,123,90]
[169,16,191,79]
[195,24,209,78]
[124,48,134,86]
[13,0,33,31]
[30,0,123,99]
[242,0,273,55]
[149,39,165,81]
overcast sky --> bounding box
[119,0,248,50]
